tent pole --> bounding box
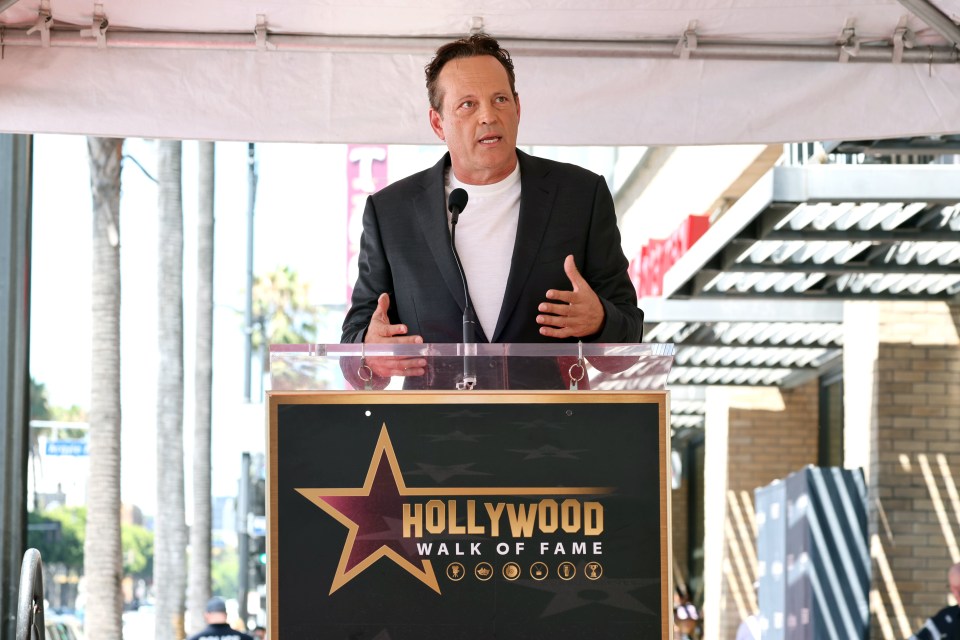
[895,0,960,49]
[0,29,957,64]
[0,0,23,16]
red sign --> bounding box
[346,145,389,304]
[630,214,709,297]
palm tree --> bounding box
[187,141,215,633]
[83,136,124,640]
[155,139,187,640]
[251,265,320,349]
[251,266,331,391]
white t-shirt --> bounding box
[445,163,522,340]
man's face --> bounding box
[950,566,960,603]
[429,55,520,185]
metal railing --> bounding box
[16,549,44,640]
[782,139,960,167]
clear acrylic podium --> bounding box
[269,342,674,392]
[267,343,675,640]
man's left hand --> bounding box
[537,255,605,338]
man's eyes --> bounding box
[458,97,510,109]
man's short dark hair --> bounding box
[424,33,517,113]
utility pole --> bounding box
[243,143,257,402]
[237,452,251,626]
[0,134,32,640]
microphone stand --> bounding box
[449,210,477,390]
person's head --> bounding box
[253,626,267,639]
[949,563,960,603]
[425,34,521,185]
[425,34,517,114]
[204,596,228,624]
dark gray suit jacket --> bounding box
[341,149,643,345]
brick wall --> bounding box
[865,301,960,639]
[707,383,820,640]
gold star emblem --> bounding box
[296,425,440,594]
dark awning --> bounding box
[662,164,960,300]
[641,299,843,392]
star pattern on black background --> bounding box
[512,566,659,618]
[406,462,492,483]
[508,444,588,460]
[422,429,493,443]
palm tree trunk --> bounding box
[187,141,215,633]
[155,139,187,640]
[83,136,124,640]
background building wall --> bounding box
[704,383,819,640]
[849,301,960,640]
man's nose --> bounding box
[477,101,498,125]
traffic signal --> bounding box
[251,533,267,585]
[251,467,266,518]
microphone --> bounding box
[449,187,468,225]
[448,188,477,390]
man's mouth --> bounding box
[478,135,502,145]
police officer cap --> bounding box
[205,597,227,614]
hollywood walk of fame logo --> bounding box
[295,424,613,595]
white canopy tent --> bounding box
[1,0,959,144]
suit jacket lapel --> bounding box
[492,151,557,342]
[413,153,478,323]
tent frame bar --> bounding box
[0,0,22,15]
[895,0,960,49]
[1,28,958,64]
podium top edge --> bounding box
[268,343,676,357]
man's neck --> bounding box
[450,152,518,186]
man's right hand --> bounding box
[363,293,426,377]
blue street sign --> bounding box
[45,441,89,456]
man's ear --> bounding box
[429,108,445,141]
[515,93,521,121]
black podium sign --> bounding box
[268,391,669,640]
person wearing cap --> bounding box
[187,597,254,640]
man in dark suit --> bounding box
[341,34,642,384]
